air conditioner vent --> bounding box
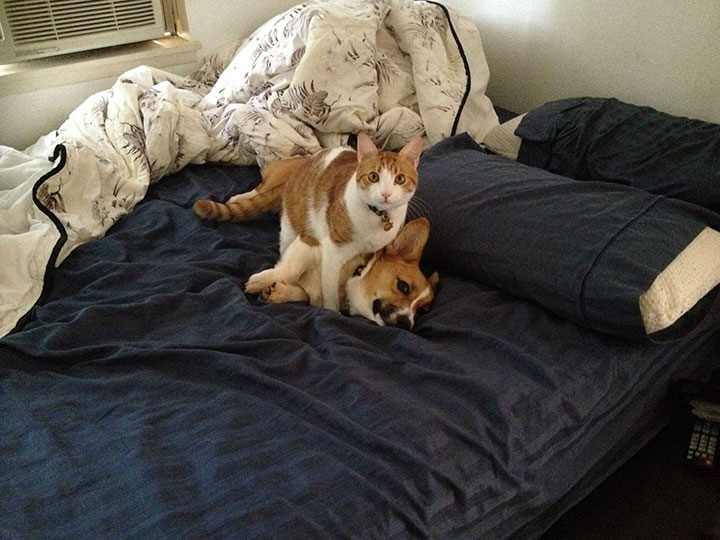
[5,0,158,45]
[0,0,166,61]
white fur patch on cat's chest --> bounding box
[362,209,404,251]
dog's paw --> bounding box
[261,283,278,301]
[262,282,303,304]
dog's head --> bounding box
[344,218,439,330]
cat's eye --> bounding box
[397,279,410,295]
[395,174,406,185]
[367,172,379,183]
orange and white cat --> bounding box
[259,218,439,329]
[194,132,423,312]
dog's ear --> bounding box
[386,218,429,264]
[428,271,440,291]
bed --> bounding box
[2,2,720,539]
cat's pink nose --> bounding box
[381,191,391,201]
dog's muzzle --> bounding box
[372,299,412,330]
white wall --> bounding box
[1,0,719,150]
[184,0,298,62]
[446,0,720,123]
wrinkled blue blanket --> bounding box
[1,138,717,539]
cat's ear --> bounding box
[387,218,430,264]
[398,135,423,169]
[357,132,378,161]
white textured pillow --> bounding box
[640,227,720,334]
[482,113,525,160]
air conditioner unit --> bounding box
[0,0,167,63]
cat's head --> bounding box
[344,217,439,330]
[355,132,423,211]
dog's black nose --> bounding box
[372,299,382,315]
[394,315,412,330]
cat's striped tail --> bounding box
[193,188,281,222]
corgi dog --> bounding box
[250,218,439,330]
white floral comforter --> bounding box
[0,0,498,336]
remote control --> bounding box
[685,418,718,468]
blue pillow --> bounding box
[515,97,720,212]
[415,134,720,338]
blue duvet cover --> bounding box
[1,136,718,539]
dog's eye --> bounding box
[397,279,410,295]
[353,265,365,277]
[367,172,379,183]
[395,174,405,185]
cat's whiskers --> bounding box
[407,196,430,221]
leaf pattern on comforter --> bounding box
[0,0,498,337]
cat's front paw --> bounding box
[245,270,276,294]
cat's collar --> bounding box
[367,204,393,231]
